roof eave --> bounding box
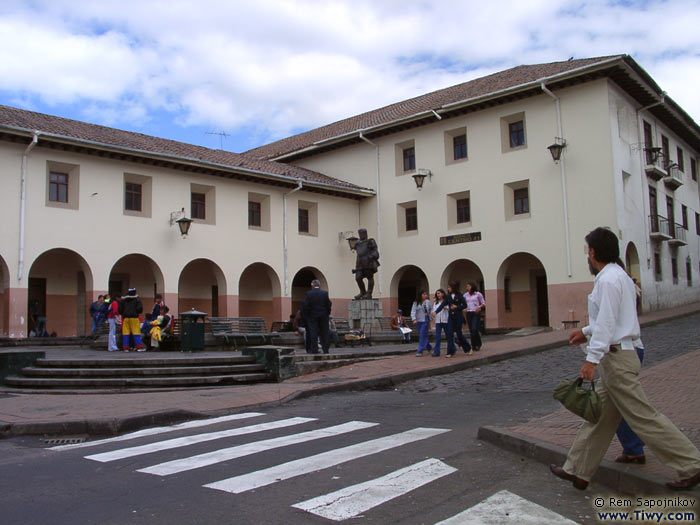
[0,124,375,197]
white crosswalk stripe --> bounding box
[434,490,580,525]
[138,420,378,476]
[49,412,265,451]
[204,427,450,494]
[292,458,457,521]
[85,417,316,462]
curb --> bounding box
[2,305,698,438]
[0,409,208,438]
[476,426,693,495]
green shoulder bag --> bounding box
[553,377,602,424]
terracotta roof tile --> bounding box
[244,56,623,160]
[0,104,372,193]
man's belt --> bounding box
[608,344,621,353]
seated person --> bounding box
[140,313,153,351]
[390,309,411,343]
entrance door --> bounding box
[535,275,549,326]
[28,277,46,334]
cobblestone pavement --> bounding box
[398,312,700,396]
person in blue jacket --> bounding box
[434,282,471,357]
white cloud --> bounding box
[0,0,698,150]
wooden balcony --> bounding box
[649,215,672,241]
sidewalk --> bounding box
[1,302,699,465]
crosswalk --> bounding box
[50,413,578,523]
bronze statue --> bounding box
[352,228,380,299]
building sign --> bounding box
[440,232,482,246]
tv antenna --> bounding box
[206,131,230,150]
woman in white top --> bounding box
[411,290,432,356]
[463,282,485,351]
[430,288,449,357]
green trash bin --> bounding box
[180,309,207,352]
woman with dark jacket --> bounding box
[434,282,471,357]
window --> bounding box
[696,212,700,236]
[514,188,529,215]
[456,198,470,223]
[504,180,530,220]
[125,182,142,212]
[49,172,68,203]
[248,201,261,227]
[500,112,526,152]
[395,140,416,176]
[297,200,318,236]
[691,158,697,181]
[509,121,525,148]
[643,120,654,164]
[666,196,675,227]
[661,135,670,167]
[190,184,215,224]
[403,147,416,172]
[298,208,309,233]
[654,252,662,282]
[405,206,418,231]
[677,147,685,172]
[682,205,688,230]
[191,192,206,220]
[453,134,467,160]
[687,260,692,287]
[671,257,678,285]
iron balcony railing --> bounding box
[672,223,687,243]
[649,214,671,237]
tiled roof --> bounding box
[244,56,624,160]
[0,104,373,194]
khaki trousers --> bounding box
[563,347,700,481]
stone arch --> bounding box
[625,242,641,283]
[178,259,227,317]
[0,255,9,336]
[389,265,429,316]
[239,262,282,327]
[291,267,328,315]
[496,252,549,328]
[440,259,485,295]
[108,254,165,316]
[27,248,95,337]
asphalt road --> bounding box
[1,314,699,525]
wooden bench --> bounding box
[209,317,280,348]
[270,321,294,332]
[330,318,368,347]
[376,317,394,331]
[156,318,181,351]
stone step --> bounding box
[20,364,267,377]
[34,356,257,368]
[294,356,390,376]
[3,373,274,388]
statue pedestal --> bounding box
[348,299,382,331]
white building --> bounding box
[1,54,699,338]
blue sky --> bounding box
[1,0,699,153]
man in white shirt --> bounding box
[550,227,700,491]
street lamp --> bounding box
[170,207,193,238]
[346,235,359,251]
[412,168,432,190]
[547,138,567,163]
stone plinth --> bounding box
[348,299,382,331]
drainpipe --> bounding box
[18,132,40,281]
[541,84,572,277]
[283,179,303,295]
[359,131,382,295]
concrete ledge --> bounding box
[0,351,45,383]
[478,426,676,495]
[243,346,297,381]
